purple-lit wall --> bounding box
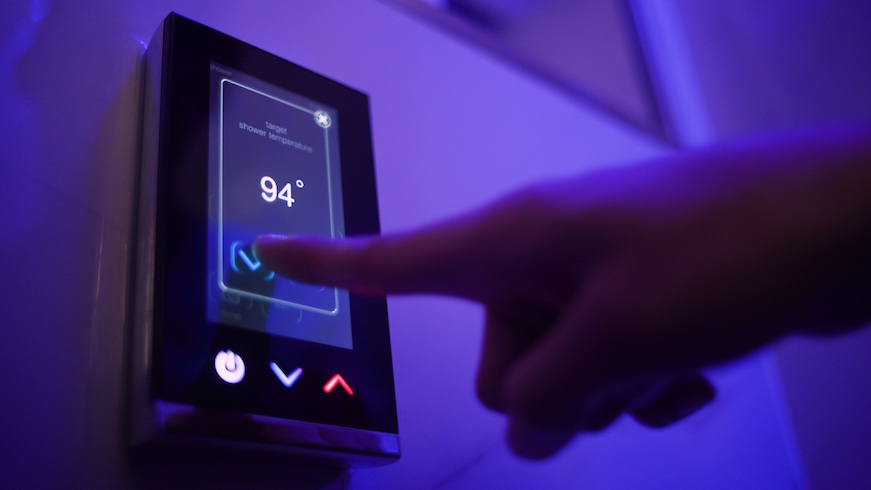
[1,0,811,488]
[642,1,871,488]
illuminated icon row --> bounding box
[215,349,353,395]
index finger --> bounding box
[253,224,488,298]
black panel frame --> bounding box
[132,12,398,465]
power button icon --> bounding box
[215,350,245,384]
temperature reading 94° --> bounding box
[261,175,304,208]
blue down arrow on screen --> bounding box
[270,362,302,388]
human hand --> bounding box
[255,126,871,459]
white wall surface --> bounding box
[0,0,804,488]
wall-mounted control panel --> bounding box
[131,12,398,465]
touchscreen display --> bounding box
[207,62,352,349]
[137,14,398,458]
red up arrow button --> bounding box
[323,374,354,395]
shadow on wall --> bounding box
[129,445,346,489]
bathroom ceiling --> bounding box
[381,0,671,142]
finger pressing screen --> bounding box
[254,229,487,298]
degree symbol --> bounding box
[296,179,304,189]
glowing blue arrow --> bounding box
[238,248,262,271]
[270,363,302,388]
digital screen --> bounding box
[140,15,398,454]
[207,62,353,349]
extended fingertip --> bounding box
[253,234,291,253]
[253,234,289,262]
[253,234,320,283]
[255,233,291,242]
[254,233,311,249]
